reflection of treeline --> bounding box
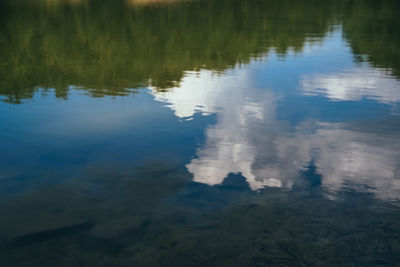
[0,0,399,103]
[0,0,335,103]
[341,0,400,77]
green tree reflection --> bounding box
[0,0,398,103]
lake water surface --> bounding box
[1,0,400,266]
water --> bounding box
[1,0,400,266]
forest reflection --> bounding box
[1,0,399,103]
[126,0,192,6]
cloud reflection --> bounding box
[301,68,400,103]
[151,67,400,200]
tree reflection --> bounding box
[0,0,399,103]
[0,0,334,103]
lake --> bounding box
[0,0,400,266]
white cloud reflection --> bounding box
[301,68,400,103]
[151,67,400,200]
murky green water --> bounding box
[1,0,400,266]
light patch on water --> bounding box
[300,68,400,103]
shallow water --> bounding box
[1,0,400,266]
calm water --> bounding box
[1,0,400,266]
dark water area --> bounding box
[1,0,400,266]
